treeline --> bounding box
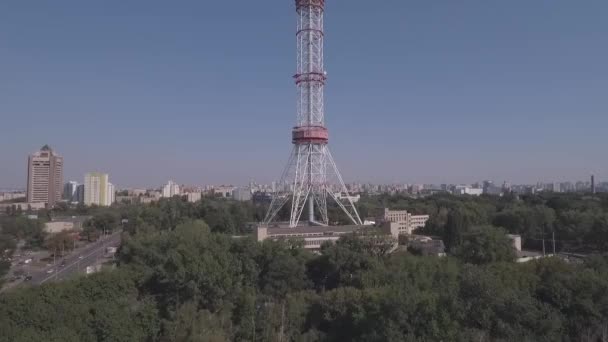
[2,216,608,341]
[2,193,608,341]
[355,192,608,253]
[0,217,46,283]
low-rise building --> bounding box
[333,192,361,203]
[233,187,252,201]
[379,208,430,235]
[140,197,157,204]
[407,236,446,257]
[213,186,235,198]
[256,222,399,250]
[44,216,90,234]
[186,192,202,203]
[453,185,483,196]
[0,202,46,212]
[253,191,273,204]
[115,195,139,204]
[0,192,26,202]
[508,234,522,251]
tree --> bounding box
[44,231,75,256]
[453,225,516,264]
[306,235,387,291]
[443,209,472,251]
[85,212,119,235]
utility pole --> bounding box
[541,226,546,256]
[552,231,556,255]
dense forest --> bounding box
[1,193,608,341]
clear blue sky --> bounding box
[1,0,607,188]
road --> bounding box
[33,231,122,285]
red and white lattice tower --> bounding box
[264,0,362,227]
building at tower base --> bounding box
[255,221,399,250]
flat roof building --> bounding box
[256,222,399,250]
[379,208,430,235]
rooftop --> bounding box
[266,224,367,236]
[51,216,92,224]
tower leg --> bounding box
[308,195,314,224]
[324,146,363,226]
[264,144,362,228]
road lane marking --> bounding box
[39,234,121,284]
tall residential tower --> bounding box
[84,172,115,206]
[26,145,63,207]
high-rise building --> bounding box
[162,180,181,198]
[76,184,85,204]
[84,172,114,206]
[591,175,596,194]
[63,181,79,202]
[107,182,115,206]
[26,145,63,207]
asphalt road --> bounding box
[33,231,122,285]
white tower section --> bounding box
[264,0,362,227]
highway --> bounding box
[33,231,122,285]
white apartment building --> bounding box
[232,187,252,201]
[84,172,114,206]
[453,185,483,196]
[186,192,202,203]
[380,208,430,235]
[162,180,181,198]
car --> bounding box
[24,275,33,281]
[78,255,84,259]
[46,269,54,274]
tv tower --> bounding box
[264,0,362,227]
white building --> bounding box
[213,186,235,198]
[186,192,202,203]
[256,222,399,250]
[453,185,483,196]
[107,183,115,206]
[162,180,181,198]
[0,192,26,202]
[84,172,114,206]
[232,187,252,201]
[333,192,361,203]
[380,208,430,235]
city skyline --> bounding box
[1,144,607,190]
[1,1,607,187]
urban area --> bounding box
[1,1,608,341]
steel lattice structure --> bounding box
[264,0,362,227]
